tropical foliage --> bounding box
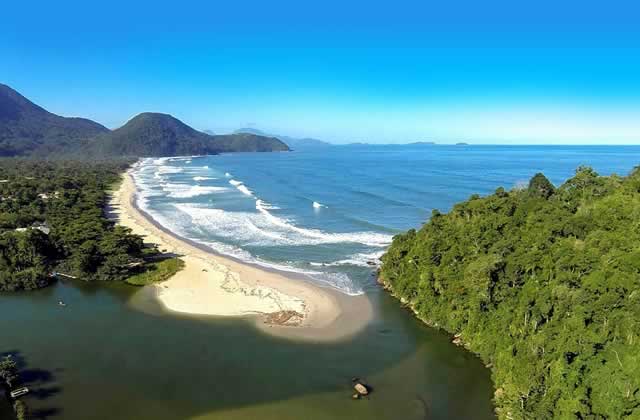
[0,159,169,291]
[0,355,18,386]
[0,83,108,157]
[0,355,29,420]
[125,257,185,286]
[379,166,640,419]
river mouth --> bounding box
[1,279,494,420]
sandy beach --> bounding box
[109,169,372,341]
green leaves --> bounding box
[0,159,146,289]
[528,173,555,199]
[380,166,640,419]
[0,355,18,384]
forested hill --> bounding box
[379,167,640,419]
[82,113,289,157]
[0,83,109,157]
[0,84,290,158]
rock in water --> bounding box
[354,383,369,396]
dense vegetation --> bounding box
[125,257,185,286]
[0,159,179,291]
[0,84,108,157]
[380,166,640,419]
[0,355,27,420]
[83,113,289,157]
[0,84,290,158]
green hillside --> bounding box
[0,85,290,158]
[379,166,640,419]
[0,84,109,157]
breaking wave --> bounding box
[309,251,385,268]
[131,158,393,295]
[161,183,229,198]
[229,179,254,196]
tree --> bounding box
[13,400,29,420]
[527,173,555,198]
[0,355,18,386]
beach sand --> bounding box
[109,170,373,341]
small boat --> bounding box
[10,387,29,398]
[58,300,67,307]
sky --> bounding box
[2,0,639,144]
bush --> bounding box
[125,258,185,286]
[13,400,28,420]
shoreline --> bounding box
[109,168,373,341]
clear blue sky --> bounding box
[2,0,639,144]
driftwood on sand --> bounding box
[262,310,305,326]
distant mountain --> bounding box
[234,127,268,136]
[0,83,109,156]
[283,136,332,150]
[408,141,436,145]
[83,114,289,157]
[210,132,290,153]
[234,127,332,150]
[83,113,216,157]
[0,84,290,158]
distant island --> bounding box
[455,142,469,145]
[234,127,332,151]
[379,168,640,419]
[0,84,289,158]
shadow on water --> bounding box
[0,282,495,420]
[1,350,62,419]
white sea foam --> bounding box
[229,179,254,196]
[156,166,183,174]
[130,159,389,296]
[255,199,280,210]
[162,183,229,198]
[308,272,362,295]
[236,185,254,196]
[174,202,392,248]
[254,198,391,247]
[138,203,340,290]
[152,157,171,165]
[309,251,385,268]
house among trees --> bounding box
[13,222,50,235]
[33,222,50,235]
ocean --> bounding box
[5,144,640,419]
[131,144,640,295]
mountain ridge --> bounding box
[0,83,110,156]
[234,127,332,150]
[0,84,290,158]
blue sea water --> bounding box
[131,144,640,295]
